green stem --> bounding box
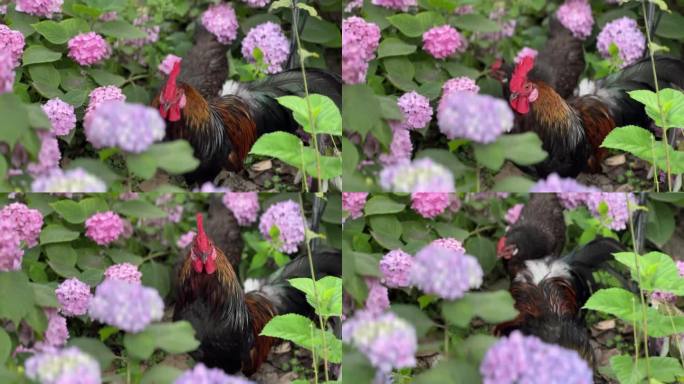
[121,74,150,87]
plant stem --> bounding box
[121,74,150,87]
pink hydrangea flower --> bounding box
[515,47,539,64]
[201,3,239,45]
[67,32,111,66]
[556,0,594,40]
[0,202,43,247]
[430,237,465,254]
[88,279,164,332]
[597,17,645,68]
[86,85,126,115]
[85,102,165,153]
[258,200,306,254]
[342,17,381,84]
[158,54,182,75]
[104,263,142,284]
[411,192,450,218]
[42,98,76,136]
[379,249,413,288]
[242,22,290,74]
[55,278,92,317]
[530,173,599,192]
[0,217,24,271]
[411,244,482,299]
[31,168,106,193]
[85,211,125,245]
[379,122,413,166]
[422,25,466,59]
[0,24,25,66]
[342,192,368,220]
[223,192,260,226]
[371,0,416,11]
[27,132,61,176]
[397,91,432,130]
[15,0,63,18]
[36,308,68,349]
[177,230,196,248]
[442,77,479,96]
[344,0,363,12]
[99,11,117,21]
[584,193,635,231]
[365,278,390,315]
[505,204,524,225]
[126,15,160,47]
[0,51,16,94]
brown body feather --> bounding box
[570,96,616,172]
[243,292,277,375]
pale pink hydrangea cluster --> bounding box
[176,363,254,384]
[88,279,164,332]
[0,51,15,94]
[42,98,76,136]
[479,7,516,41]
[242,22,290,74]
[55,278,92,317]
[505,204,524,225]
[596,17,645,68]
[556,0,594,40]
[67,32,111,66]
[439,77,479,113]
[85,85,126,122]
[379,121,413,166]
[259,200,306,254]
[85,211,125,245]
[0,218,23,271]
[342,192,369,220]
[31,168,107,192]
[438,91,513,143]
[127,15,160,47]
[242,0,270,7]
[531,173,599,192]
[396,91,433,130]
[379,249,413,288]
[85,102,166,153]
[411,243,482,299]
[344,0,363,13]
[364,278,390,314]
[36,309,69,349]
[342,17,381,84]
[104,263,142,284]
[201,3,239,45]
[0,202,44,247]
[422,25,466,59]
[25,347,101,384]
[158,54,182,75]
[15,0,63,18]
[515,47,538,64]
[0,24,26,66]
[431,237,466,254]
[27,132,60,176]
[223,192,260,226]
[371,0,416,11]
[177,230,196,248]
[380,158,455,192]
[411,192,450,218]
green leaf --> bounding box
[342,346,376,384]
[40,224,80,245]
[126,140,200,179]
[141,365,184,384]
[87,68,125,87]
[384,57,417,92]
[610,355,684,384]
[22,45,62,65]
[452,14,500,32]
[30,283,58,308]
[141,261,171,298]
[369,215,402,240]
[601,125,684,173]
[68,337,116,370]
[492,176,536,193]
[413,357,481,383]
[277,95,341,136]
[628,89,684,129]
[50,200,87,223]
[67,158,121,185]
[391,304,435,337]
[364,195,405,215]
[31,20,69,44]
[0,272,35,326]
[115,200,167,219]
[96,20,146,39]
[342,84,382,137]
[124,330,156,360]
[260,313,341,363]
[288,276,342,317]
[28,63,61,88]
[45,243,80,277]
[646,200,675,246]
[142,322,201,354]
[386,12,442,37]
[442,61,480,80]
[474,133,547,170]
[465,237,497,274]
[377,37,417,59]
[0,328,10,364]
[443,291,517,327]
[656,11,684,39]
[301,17,340,47]
[0,94,30,146]
[459,334,498,365]
[614,251,684,295]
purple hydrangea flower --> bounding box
[15,0,63,18]
[0,51,16,94]
[556,0,594,40]
[104,263,142,284]
[0,24,25,66]
[378,122,413,166]
[241,0,270,7]
[365,278,390,315]
[342,311,417,373]
[597,17,646,68]
[85,101,165,153]
[442,77,479,97]
[411,244,482,299]
[67,32,111,66]
[177,230,196,248]
[455,5,474,14]
[85,85,126,117]
[530,174,599,192]
[42,98,76,136]
[342,192,369,220]
[438,91,513,144]
[422,25,466,59]
[411,192,450,219]
[397,91,433,130]
[430,237,466,254]
[223,192,260,226]
[31,168,107,192]
[379,249,413,288]
[0,202,43,247]
[25,347,100,384]
[55,278,92,317]
[371,0,416,11]
[258,200,306,254]
[342,17,381,84]
[88,279,164,333]
[515,47,539,64]
[242,22,290,74]
[480,331,592,384]
[505,204,524,224]
[584,192,635,231]
[126,15,160,47]
[85,211,125,245]
[202,3,239,45]
[344,0,363,12]
[99,11,117,21]
[175,363,254,384]
[379,158,455,192]
[479,7,517,41]
[27,132,60,176]
[0,217,23,271]
[158,54,182,75]
[557,192,589,209]
[36,308,69,349]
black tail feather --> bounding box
[565,237,625,303]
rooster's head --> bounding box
[159,61,186,122]
[191,213,217,274]
[496,236,518,260]
[509,56,538,115]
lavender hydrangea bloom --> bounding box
[342,311,417,373]
[379,158,455,192]
[177,230,196,248]
[258,200,306,254]
[431,238,480,289]
[85,211,125,245]
[104,263,142,284]
[15,0,63,18]
[556,0,594,40]
[0,202,43,247]
[396,91,433,129]
[530,173,599,192]
[42,98,76,136]
[241,22,290,74]
[411,244,482,299]
[0,218,23,271]
[342,192,369,220]
[86,85,126,117]
[85,101,165,153]
[597,17,645,68]
[505,204,524,225]
[31,168,107,192]
[378,122,413,166]
[342,17,381,84]
[371,0,416,11]
[223,192,260,226]
[557,192,589,209]
[584,192,635,231]
[36,308,69,349]
[365,278,390,315]
[201,3,239,45]
[27,132,60,176]
[411,192,450,218]
[480,331,592,384]
[175,363,255,384]
[88,279,164,333]
[25,347,100,384]
[67,32,111,66]
[430,237,465,254]
[438,91,513,144]
[442,77,479,97]
[0,51,16,94]
[55,278,92,317]
[0,24,25,66]
[422,25,466,59]
[379,249,413,288]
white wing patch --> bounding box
[221,80,240,96]
[515,258,571,285]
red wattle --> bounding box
[192,258,203,273]
[205,258,216,274]
[496,237,507,257]
[510,97,529,114]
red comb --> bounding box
[162,61,181,101]
[510,56,534,94]
[195,213,210,253]
[491,58,503,71]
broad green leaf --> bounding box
[277,95,341,136]
[384,57,417,91]
[126,140,200,179]
[141,261,171,298]
[465,237,497,274]
[656,11,684,39]
[601,125,684,173]
[301,17,340,47]
[474,132,547,171]
[96,20,146,39]
[443,290,517,327]
[32,81,64,99]
[342,84,382,137]
[0,329,9,364]
[31,20,69,44]
[24,306,47,334]
[0,272,35,326]
[646,200,675,246]
[452,14,500,32]
[364,195,405,215]
[610,355,684,384]
[68,337,116,370]
[30,283,58,307]
[115,200,167,219]
[0,94,30,146]
[87,68,125,87]
[40,225,80,245]
[141,365,184,384]
[22,45,62,65]
[342,346,376,384]
[28,63,61,88]
[143,322,201,354]
[67,158,120,185]
[613,251,684,294]
[260,313,342,363]
[377,37,417,59]
[492,176,536,193]
[413,357,481,384]
[61,89,88,108]
[288,276,342,317]
[45,243,80,277]
[369,215,402,240]
[628,89,684,128]
[386,12,443,37]
[50,200,86,223]
[123,330,156,360]
[442,61,480,80]
[459,334,498,365]
[391,304,436,337]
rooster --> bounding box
[204,195,243,271]
[502,55,684,177]
[173,213,341,375]
[154,23,342,186]
[497,193,566,276]
[494,237,624,365]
